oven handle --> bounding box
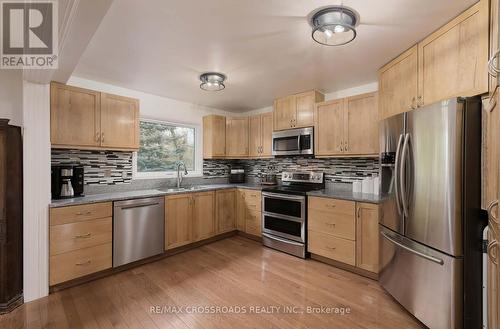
[262,233,304,246]
[263,211,304,222]
[262,192,305,201]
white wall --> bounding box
[0,70,23,126]
[68,76,236,176]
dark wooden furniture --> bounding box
[0,119,23,313]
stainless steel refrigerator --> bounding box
[379,97,485,329]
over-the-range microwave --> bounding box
[272,127,314,156]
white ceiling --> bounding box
[73,0,477,112]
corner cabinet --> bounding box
[315,92,379,156]
[274,90,324,131]
[50,82,140,151]
[378,0,488,120]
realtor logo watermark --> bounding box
[1,0,58,69]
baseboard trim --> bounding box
[0,294,23,314]
[310,253,379,280]
[236,230,262,242]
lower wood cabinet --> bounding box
[165,191,216,250]
[216,189,237,233]
[49,202,113,285]
[307,197,379,274]
[236,189,262,237]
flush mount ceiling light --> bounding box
[199,72,226,91]
[309,5,359,46]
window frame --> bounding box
[133,118,201,179]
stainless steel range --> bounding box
[261,171,324,258]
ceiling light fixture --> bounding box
[199,72,226,91]
[309,6,359,46]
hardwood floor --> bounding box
[0,236,425,329]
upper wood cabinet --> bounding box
[100,93,139,150]
[315,92,379,156]
[203,115,226,159]
[274,90,324,131]
[216,189,236,234]
[378,45,418,120]
[249,112,273,158]
[50,82,140,151]
[418,0,488,106]
[355,202,379,273]
[226,117,249,158]
[50,83,101,148]
[378,0,488,119]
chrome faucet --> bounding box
[176,161,188,188]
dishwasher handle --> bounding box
[119,202,161,210]
[114,197,164,210]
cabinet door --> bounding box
[100,93,139,150]
[378,45,418,120]
[295,91,320,128]
[226,117,249,157]
[216,189,236,233]
[418,0,488,106]
[236,190,246,231]
[50,83,101,148]
[248,115,262,157]
[273,95,296,130]
[165,194,192,250]
[203,115,226,158]
[344,92,379,155]
[192,192,215,241]
[315,99,344,156]
[245,210,261,237]
[356,203,379,273]
[260,112,273,157]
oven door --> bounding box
[262,192,305,242]
[272,128,313,156]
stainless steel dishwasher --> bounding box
[113,197,165,267]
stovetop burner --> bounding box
[262,171,325,196]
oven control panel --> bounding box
[281,171,323,183]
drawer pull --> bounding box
[326,223,336,227]
[76,211,92,216]
[487,200,498,225]
[326,246,337,250]
[326,204,336,208]
[488,240,498,265]
[74,233,92,239]
[75,260,91,266]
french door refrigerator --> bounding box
[379,97,485,329]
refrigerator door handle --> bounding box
[394,134,404,216]
[400,133,410,218]
[381,231,444,265]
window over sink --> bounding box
[134,119,199,178]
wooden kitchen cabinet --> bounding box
[236,189,262,237]
[192,191,216,242]
[100,93,139,150]
[225,117,249,158]
[165,194,193,250]
[203,115,226,158]
[490,0,500,94]
[249,113,273,158]
[356,203,379,273]
[50,83,101,148]
[315,92,378,156]
[418,0,488,107]
[378,45,418,120]
[216,189,237,233]
[50,82,140,151]
[274,90,324,131]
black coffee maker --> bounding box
[51,165,84,199]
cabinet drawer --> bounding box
[245,211,261,236]
[242,190,261,210]
[50,243,112,285]
[308,197,355,216]
[308,231,355,266]
[308,209,355,240]
[50,217,112,256]
[50,202,112,225]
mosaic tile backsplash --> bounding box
[203,157,380,183]
[51,149,133,185]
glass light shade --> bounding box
[199,72,226,91]
[310,7,358,46]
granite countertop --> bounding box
[50,183,263,208]
[307,189,384,204]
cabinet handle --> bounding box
[76,211,91,216]
[326,222,336,227]
[417,96,423,107]
[488,49,500,77]
[340,140,343,152]
[344,141,348,152]
[488,240,498,265]
[96,132,100,142]
[75,260,91,266]
[488,200,499,225]
[326,246,337,250]
[357,207,361,219]
[326,203,336,208]
[410,97,416,110]
[74,232,91,239]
